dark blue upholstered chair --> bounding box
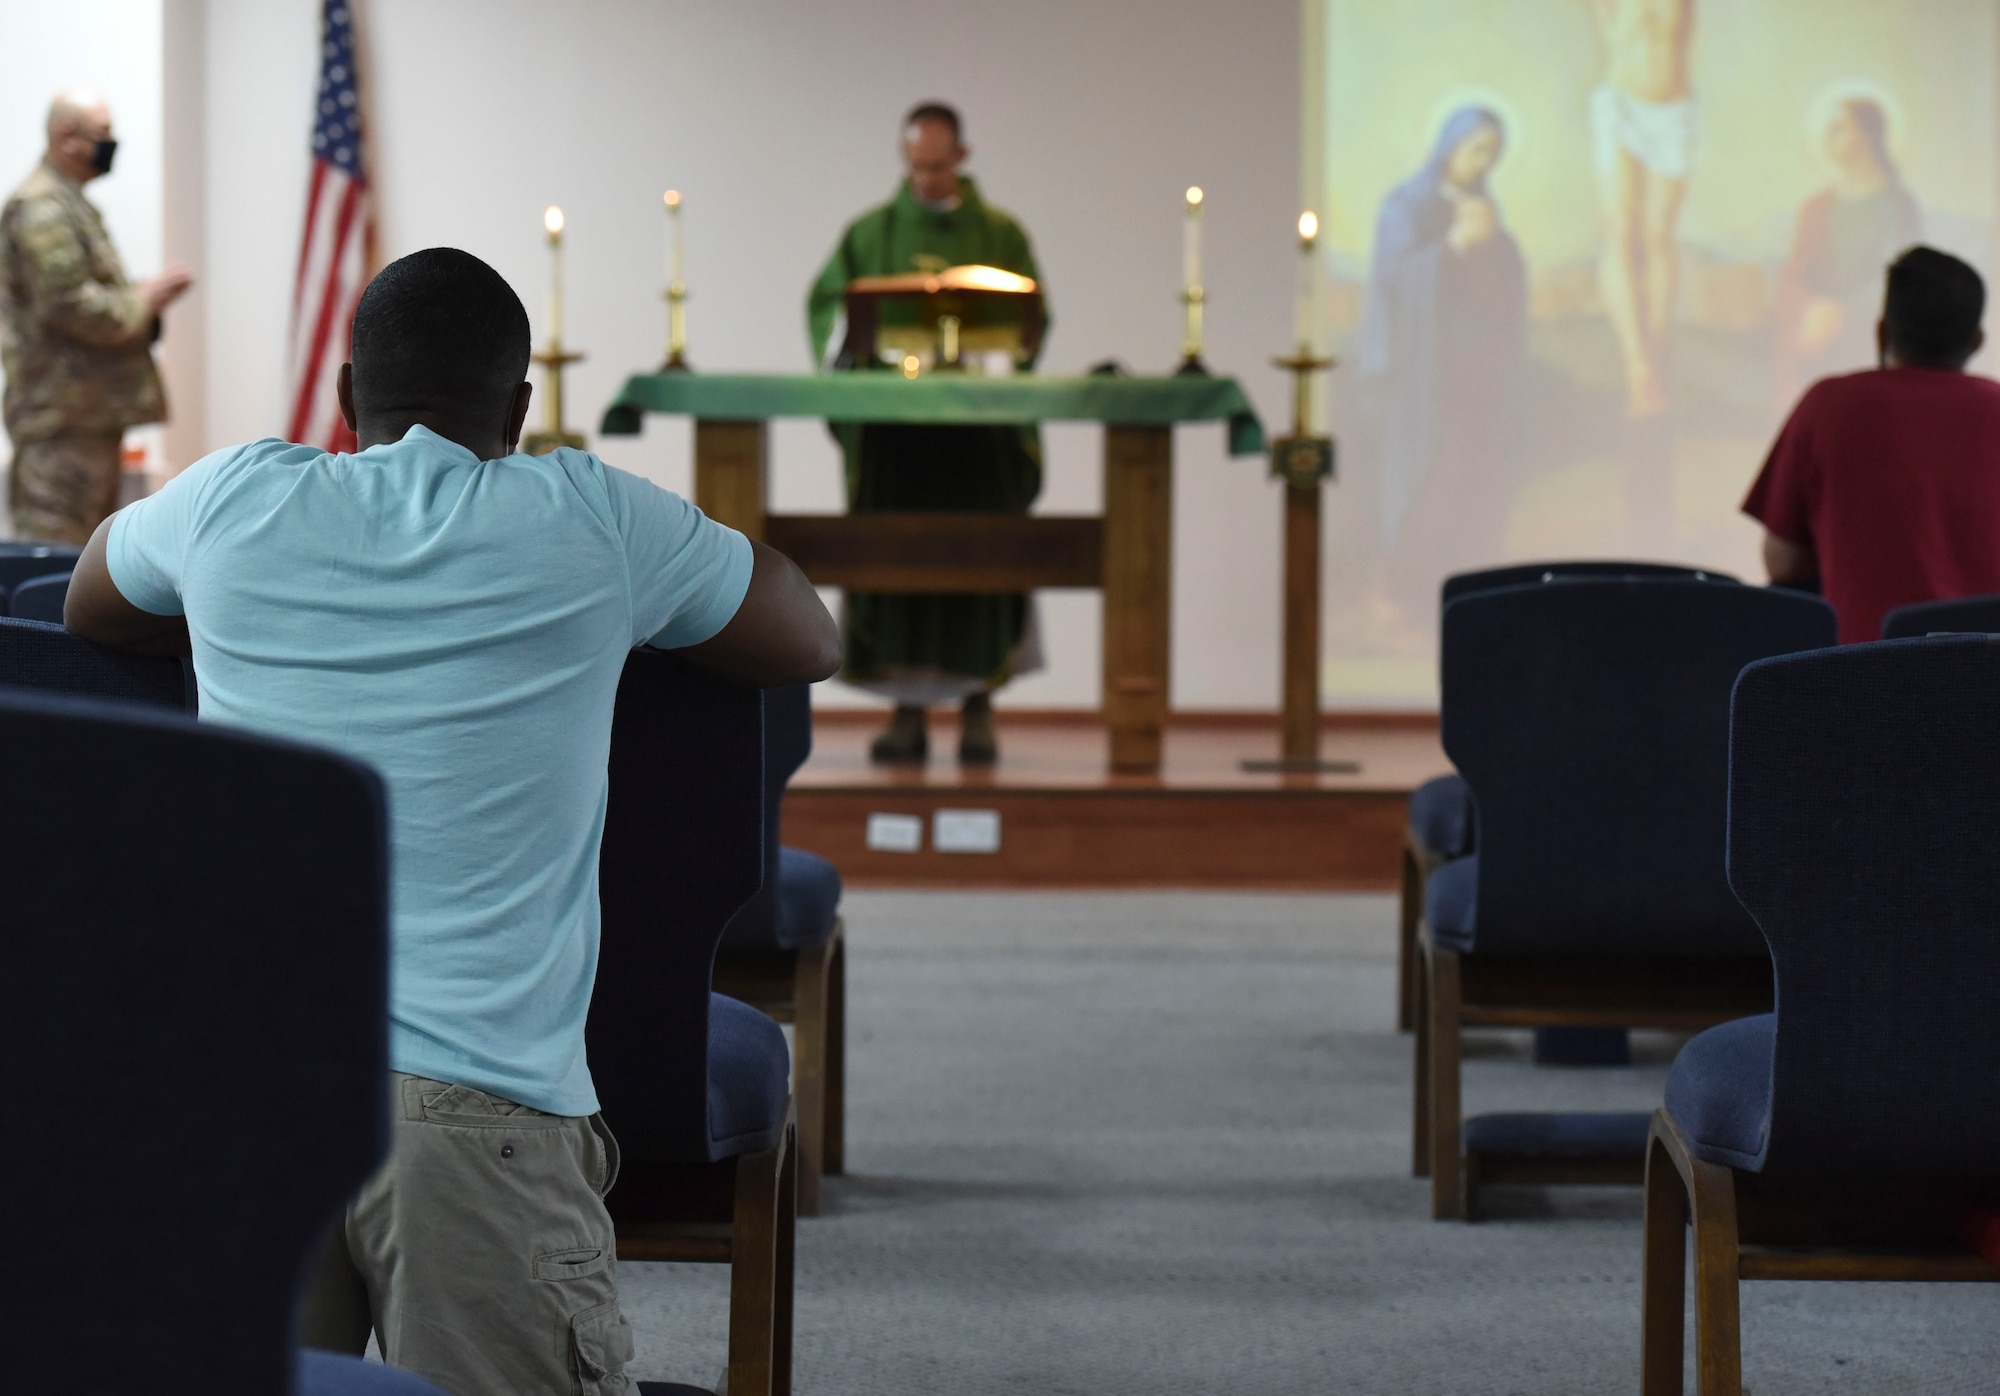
[0,539,79,592]
[7,569,71,623]
[1880,591,2000,638]
[592,649,797,1396]
[1412,576,1833,1219]
[0,690,444,1396]
[1438,558,1734,605]
[1641,636,2000,1394]
[713,681,846,1216]
[0,615,194,711]
[1398,562,1738,1049]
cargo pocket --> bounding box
[569,1296,635,1396]
[535,1247,611,1283]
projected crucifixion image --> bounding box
[1319,0,1996,702]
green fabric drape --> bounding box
[599,372,1266,455]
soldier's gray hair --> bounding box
[47,91,110,141]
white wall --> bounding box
[193,0,1305,709]
[0,0,166,469]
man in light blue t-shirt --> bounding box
[66,248,840,1395]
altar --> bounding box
[600,372,1264,773]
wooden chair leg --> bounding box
[1427,945,1465,1220]
[824,926,846,1176]
[1411,930,1432,1178]
[726,1104,793,1396]
[1641,1122,1690,1396]
[1687,1151,1744,1395]
[1397,841,1421,1033]
[773,1123,797,1396]
[791,938,830,1217]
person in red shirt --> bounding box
[1743,245,2000,643]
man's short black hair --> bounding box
[1883,246,1985,367]
[349,247,531,417]
[903,101,962,143]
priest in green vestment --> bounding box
[807,101,1047,765]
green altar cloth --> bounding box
[598,372,1267,457]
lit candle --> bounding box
[543,204,565,347]
[1295,210,1318,350]
[663,189,683,289]
[1183,186,1204,293]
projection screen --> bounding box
[1311,0,1998,703]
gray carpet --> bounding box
[618,892,1999,1394]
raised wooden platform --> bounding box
[782,711,1449,890]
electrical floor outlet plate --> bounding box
[933,808,1002,853]
[864,812,924,853]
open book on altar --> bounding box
[840,264,1045,370]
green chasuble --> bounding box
[807,176,1048,699]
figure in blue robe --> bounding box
[1357,106,1530,613]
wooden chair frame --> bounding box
[1396,830,1445,1033]
[608,1101,799,1396]
[1412,929,1770,1219]
[1641,1109,1999,1395]
[713,918,847,1216]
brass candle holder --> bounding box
[662,283,689,372]
[1176,285,1208,377]
[1270,345,1335,485]
[661,190,690,372]
[522,344,586,456]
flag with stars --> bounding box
[286,0,373,451]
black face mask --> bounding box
[89,138,117,175]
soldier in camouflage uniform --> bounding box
[2,92,193,544]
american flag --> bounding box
[286,0,373,452]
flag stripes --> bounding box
[284,0,372,453]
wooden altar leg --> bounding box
[695,418,769,541]
[1101,424,1172,774]
[1281,482,1322,763]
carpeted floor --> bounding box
[618,892,2000,1394]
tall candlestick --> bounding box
[1255,299,1340,773]
[1178,186,1207,373]
[662,190,689,370]
[1295,210,1318,353]
[543,204,565,348]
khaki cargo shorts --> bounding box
[299,1072,634,1396]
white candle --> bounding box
[1183,186,1203,292]
[543,205,565,346]
[1295,210,1318,349]
[663,189,683,288]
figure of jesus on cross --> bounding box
[1590,0,1695,420]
